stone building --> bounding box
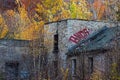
[0,39,31,80]
[66,26,120,80]
[44,19,119,78]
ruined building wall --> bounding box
[44,19,119,69]
[0,40,31,79]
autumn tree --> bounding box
[87,0,107,20]
[0,14,8,38]
[35,0,92,22]
[69,0,92,19]
[0,0,32,39]
[35,0,70,22]
[0,4,43,40]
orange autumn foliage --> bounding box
[0,0,117,40]
[0,7,43,40]
[21,0,31,9]
[21,0,42,17]
[93,0,106,20]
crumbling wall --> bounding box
[44,19,119,69]
[0,40,30,79]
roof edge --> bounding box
[0,38,32,41]
[45,18,120,25]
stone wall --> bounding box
[44,19,119,69]
[67,51,108,80]
[0,39,31,79]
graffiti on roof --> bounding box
[69,28,91,44]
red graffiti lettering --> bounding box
[69,28,90,43]
[69,35,79,43]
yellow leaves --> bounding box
[6,10,15,17]
[70,1,77,18]
[61,68,69,80]
[60,9,70,19]
[0,6,42,40]
[0,1,45,40]
[36,0,70,22]
[0,25,8,38]
[18,7,28,20]
[51,7,57,15]
[43,0,51,8]
[15,21,44,40]
[0,15,3,24]
[111,63,120,80]
[36,4,50,21]
[69,0,91,19]
[36,4,44,13]
[90,70,102,80]
[15,23,36,40]
[0,14,8,38]
[35,0,92,22]
[0,0,93,40]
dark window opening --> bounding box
[53,61,58,77]
[72,59,76,75]
[89,57,93,74]
[5,62,19,80]
[53,34,58,53]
